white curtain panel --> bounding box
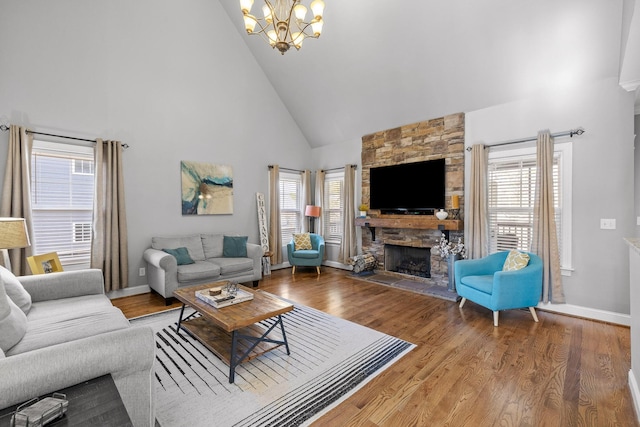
[339,165,357,263]
[467,144,489,259]
[91,139,129,292]
[315,170,325,237]
[532,131,564,303]
[0,125,34,275]
[268,165,283,265]
[301,170,311,233]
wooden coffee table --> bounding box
[173,283,293,383]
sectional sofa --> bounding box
[0,266,155,427]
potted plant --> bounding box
[434,233,466,292]
[358,204,368,218]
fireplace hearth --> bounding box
[384,244,431,278]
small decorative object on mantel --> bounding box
[434,233,466,292]
[435,209,448,220]
[358,204,368,218]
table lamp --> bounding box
[0,217,31,273]
[304,205,321,233]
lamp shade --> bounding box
[305,205,321,218]
[0,218,30,249]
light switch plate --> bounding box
[637,216,640,226]
[600,219,616,230]
[139,267,145,276]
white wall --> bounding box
[466,78,636,316]
[0,0,313,288]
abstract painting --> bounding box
[181,161,233,215]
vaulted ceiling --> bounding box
[219,0,640,148]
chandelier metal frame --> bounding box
[240,0,325,55]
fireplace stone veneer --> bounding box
[360,113,465,288]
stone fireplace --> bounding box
[359,113,465,288]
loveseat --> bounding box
[143,233,263,304]
[0,266,155,427]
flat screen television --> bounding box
[369,159,445,215]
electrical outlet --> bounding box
[600,219,616,230]
[139,267,145,276]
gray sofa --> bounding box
[0,266,155,427]
[143,233,263,304]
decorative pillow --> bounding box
[223,236,248,257]
[0,275,28,352]
[0,266,31,315]
[293,233,312,251]
[152,235,205,261]
[162,247,195,265]
[502,250,530,271]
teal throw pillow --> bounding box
[162,247,195,265]
[223,235,248,257]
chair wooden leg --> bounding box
[291,266,296,274]
[493,311,499,327]
[529,307,539,323]
[316,266,321,275]
[459,297,466,308]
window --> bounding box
[279,172,302,243]
[73,222,92,243]
[73,159,94,175]
[323,171,344,244]
[488,141,572,274]
[31,140,95,269]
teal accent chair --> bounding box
[287,233,325,275]
[454,251,543,327]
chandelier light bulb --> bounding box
[262,4,273,23]
[244,14,258,33]
[240,0,254,14]
[310,0,325,19]
[293,4,307,21]
[311,17,323,36]
[267,30,277,46]
[292,32,304,49]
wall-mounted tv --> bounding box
[369,158,445,215]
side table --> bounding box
[0,374,132,427]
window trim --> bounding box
[488,140,572,275]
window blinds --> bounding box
[488,154,561,254]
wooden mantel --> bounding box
[355,215,463,241]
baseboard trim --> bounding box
[629,370,640,422]
[536,302,630,326]
[107,285,151,300]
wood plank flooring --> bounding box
[111,267,639,427]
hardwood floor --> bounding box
[112,267,638,426]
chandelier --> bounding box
[239,0,325,55]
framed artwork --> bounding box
[181,161,233,215]
[27,252,63,275]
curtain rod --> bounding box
[268,164,358,173]
[268,165,305,173]
[0,124,130,149]
[322,164,357,172]
[465,128,585,152]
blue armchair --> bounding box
[287,233,325,275]
[454,251,543,326]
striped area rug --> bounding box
[131,302,414,427]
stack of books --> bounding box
[195,286,254,308]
